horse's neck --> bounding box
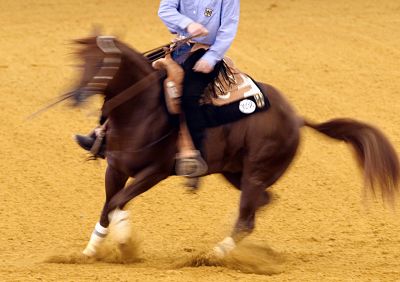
[108,76,171,137]
[106,48,173,139]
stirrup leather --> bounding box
[90,120,108,158]
[90,129,105,156]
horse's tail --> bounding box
[304,118,399,205]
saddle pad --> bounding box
[201,80,270,128]
[209,73,264,106]
[204,57,265,110]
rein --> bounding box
[101,71,161,116]
[142,35,198,62]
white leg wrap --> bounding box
[83,222,109,257]
[108,208,131,244]
[213,237,236,258]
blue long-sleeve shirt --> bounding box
[158,0,240,67]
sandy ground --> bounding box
[1,0,400,281]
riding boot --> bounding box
[75,128,106,159]
[176,96,208,177]
[183,95,207,151]
[75,131,96,151]
[176,48,223,177]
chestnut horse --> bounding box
[67,36,399,258]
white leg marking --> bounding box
[83,222,109,257]
[213,237,236,258]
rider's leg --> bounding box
[75,114,107,157]
[181,49,222,160]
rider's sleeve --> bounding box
[158,0,194,34]
[201,0,240,68]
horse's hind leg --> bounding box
[228,122,299,243]
[213,174,268,258]
[83,165,128,257]
[222,172,271,208]
[215,162,289,258]
[233,179,267,241]
[222,172,242,190]
[213,170,266,256]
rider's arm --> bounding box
[201,0,240,68]
[158,0,194,34]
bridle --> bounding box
[82,36,160,116]
[82,36,122,95]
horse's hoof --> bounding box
[82,247,96,257]
[213,237,236,258]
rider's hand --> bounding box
[193,59,214,73]
[187,22,209,37]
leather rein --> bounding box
[102,71,161,116]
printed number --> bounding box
[239,99,256,114]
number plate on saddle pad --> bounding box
[201,78,270,128]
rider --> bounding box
[158,0,240,167]
[75,0,240,165]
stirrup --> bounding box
[175,150,208,178]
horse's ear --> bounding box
[91,24,103,37]
[72,38,89,45]
[72,25,103,45]
[73,38,89,44]
[73,37,96,45]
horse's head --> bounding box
[69,36,122,106]
[69,35,154,107]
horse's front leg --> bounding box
[83,165,128,257]
[106,165,170,245]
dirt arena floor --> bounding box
[1,0,400,281]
